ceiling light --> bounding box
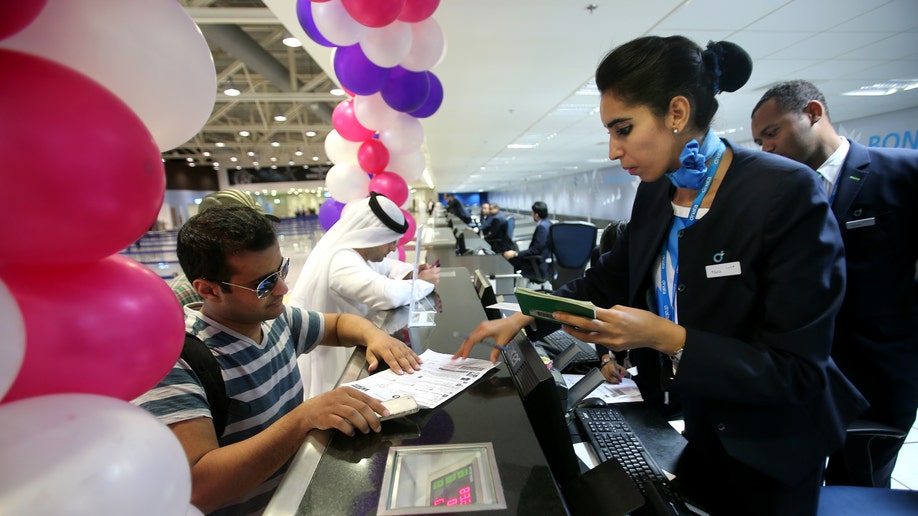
[271,141,280,147]
[230,156,237,162]
[271,157,277,162]
[295,149,303,156]
[305,130,317,137]
[223,79,240,97]
[282,34,302,48]
[239,130,250,137]
[203,151,211,157]
[185,157,194,162]
[247,151,255,157]
[312,155,319,161]
[274,111,287,122]
[507,143,538,149]
[215,142,225,148]
[330,88,345,96]
[842,79,918,96]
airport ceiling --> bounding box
[174,0,918,192]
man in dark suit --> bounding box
[504,201,552,282]
[478,202,492,235]
[485,203,514,253]
[752,79,918,488]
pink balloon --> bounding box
[0,0,47,39]
[397,244,406,262]
[398,0,439,22]
[398,209,416,246]
[0,255,185,403]
[369,171,409,206]
[332,98,375,142]
[0,50,164,266]
[341,0,405,28]
[357,138,390,174]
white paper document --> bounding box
[343,349,500,409]
[562,373,643,404]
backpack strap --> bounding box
[180,333,229,436]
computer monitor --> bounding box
[500,331,581,483]
[472,269,501,321]
[455,232,468,256]
[500,332,644,514]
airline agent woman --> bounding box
[455,36,867,514]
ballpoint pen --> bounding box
[452,331,506,350]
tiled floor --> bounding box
[891,413,918,490]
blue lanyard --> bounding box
[656,140,726,322]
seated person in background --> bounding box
[169,189,280,306]
[477,202,492,235]
[502,201,552,281]
[485,203,515,254]
[590,219,628,269]
[289,192,440,398]
[133,205,421,515]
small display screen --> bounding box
[430,462,475,507]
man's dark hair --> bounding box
[532,201,549,219]
[177,205,277,289]
[751,79,830,119]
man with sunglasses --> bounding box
[169,188,280,306]
[289,192,440,398]
[133,205,422,515]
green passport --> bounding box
[515,287,597,325]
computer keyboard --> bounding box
[574,407,707,516]
[537,330,600,370]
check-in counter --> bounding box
[265,267,568,515]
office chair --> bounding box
[548,221,597,290]
[817,419,916,515]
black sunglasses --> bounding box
[217,257,290,299]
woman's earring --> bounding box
[673,128,679,134]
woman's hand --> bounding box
[551,305,686,356]
[600,354,629,384]
[452,312,532,363]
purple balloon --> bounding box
[318,199,346,231]
[334,45,391,96]
[410,71,443,118]
[381,66,431,113]
[296,0,335,48]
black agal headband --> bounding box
[369,192,409,234]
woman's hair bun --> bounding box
[708,40,752,93]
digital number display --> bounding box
[430,463,475,507]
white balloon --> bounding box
[401,17,445,72]
[388,149,426,184]
[353,93,400,132]
[0,394,191,516]
[312,0,367,47]
[0,0,216,152]
[326,163,371,203]
[360,21,412,68]
[0,278,25,400]
[379,113,425,156]
[324,129,362,165]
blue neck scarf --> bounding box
[666,129,722,190]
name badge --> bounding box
[705,261,741,279]
[846,217,875,229]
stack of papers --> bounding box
[343,349,499,409]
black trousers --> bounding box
[673,440,824,516]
